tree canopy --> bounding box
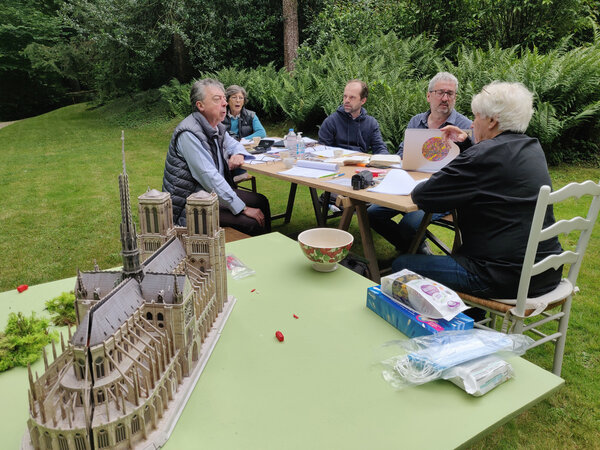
[0,0,598,120]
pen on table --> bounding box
[320,172,344,178]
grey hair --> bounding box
[428,72,459,92]
[471,81,534,133]
[225,85,247,101]
[190,78,225,110]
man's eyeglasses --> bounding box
[429,89,456,99]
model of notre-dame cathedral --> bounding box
[22,143,233,449]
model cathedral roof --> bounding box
[23,136,230,450]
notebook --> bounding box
[401,129,460,173]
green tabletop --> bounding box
[0,233,563,449]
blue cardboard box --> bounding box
[366,285,473,338]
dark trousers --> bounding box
[219,189,271,236]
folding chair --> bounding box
[233,172,257,193]
[408,211,462,255]
[458,180,600,376]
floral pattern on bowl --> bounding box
[299,243,352,264]
[297,228,354,272]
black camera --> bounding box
[352,170,374,190]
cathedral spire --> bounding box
[118,131,143,281]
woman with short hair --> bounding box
[391,81,562,300]
[222,85,267,140]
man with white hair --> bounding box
[368,72,472,254]
[392,81,562,300]
[163,78,271,235]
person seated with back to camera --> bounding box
[221,85,267,140]
[367,72,472,255]
[392,81,562,309]
[163,78,271,236]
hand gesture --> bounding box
[440,125,468,144]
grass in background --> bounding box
[0,102,598,448]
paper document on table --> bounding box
[246,153,277,164]
[369,154,402,168]
[280,167,338,178]
[309,145,358,158]
[278,160,339,178]
[239,137,253,146]
[367,169,426,195]
[326,177,353,187]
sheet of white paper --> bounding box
[326,178,353,187]
[278,166,338,178]
[239,137,253,146]
[246,153,276,164]
[309,145,358,158]
[367,169,427,195]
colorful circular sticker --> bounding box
[422,136,450,161]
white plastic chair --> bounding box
[458,179,600,376]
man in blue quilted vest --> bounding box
[163,78,271,235]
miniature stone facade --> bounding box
[23,156,228,449]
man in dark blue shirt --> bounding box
[368,72,471,254]
[318,79,389,154]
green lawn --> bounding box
[0,103,599,448]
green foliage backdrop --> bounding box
[159,33,600,164]
[2,0,599,120]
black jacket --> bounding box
[412,131,562,298]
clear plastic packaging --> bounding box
[226,254,255,279]
[297,132,306,159]
[381,269,469,321]
[381,330,532,389]
[442,355,514,396]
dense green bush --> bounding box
[159,33,600,163]
[0,312,58,372]
[45,291,77,326]
[449,43,600,164]
[306,0,597,54]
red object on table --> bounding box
[293,314,299,319]
[17,284,29,293]
[355,168,387,177]
[275,331,284,342]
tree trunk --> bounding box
[172,33,188,81]
[282,0,299,72]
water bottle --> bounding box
[285,128,297,159]
[297,132,306,159]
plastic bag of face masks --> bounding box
[442,355,514,396]
[381,269,469,321]
[381,329,532,389]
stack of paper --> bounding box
[368,154,402,168]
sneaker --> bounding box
[417,241,433,255]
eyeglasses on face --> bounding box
[429,89,456,99]
[229,95,245,101]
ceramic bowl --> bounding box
[297,228,354,272]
